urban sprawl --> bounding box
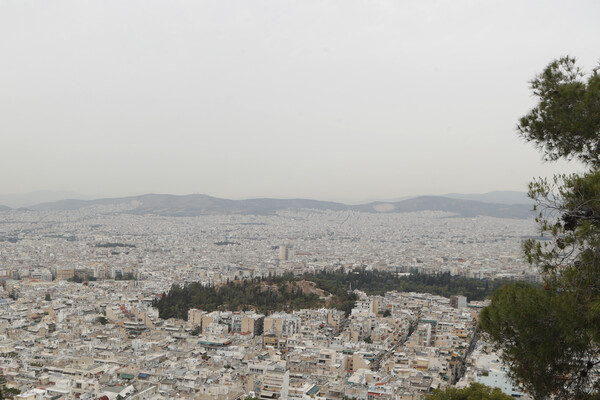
[0,207,537,399]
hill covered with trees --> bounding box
[154,269,506,320]
[154,277,358,320]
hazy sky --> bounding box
[1,0,598,203]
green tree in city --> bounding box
[479,283,592,399]
[427,382,511,400]
[480,56,600,399]
[0,373,20,400]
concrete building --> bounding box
[188,309,206,327]
[279,245,289,261]
[260,365,289,400]
[450,295,467,309]
[264,313,301,338]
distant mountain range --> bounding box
[0,190,90,208]
[443,191,533,205]
[352,196,530,218]
[4,192,534,219]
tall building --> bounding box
[278,245,289,261]
[188,309,206,327]
[231,311,265,337]
[450,295,467,309]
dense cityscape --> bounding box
[0,207,536,399]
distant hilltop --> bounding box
[443,191,533,205]
[0,191,535,219]
[0,190,91,208]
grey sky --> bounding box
[1,0,598,203]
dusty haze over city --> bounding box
[1,3,600,399]
[2,0,599,203]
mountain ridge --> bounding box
[23,193,533,219]
[0,190,90,208]
[443,190,533,205]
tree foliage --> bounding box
[304,269,504,301]
[0,378,20,400]
[479,283,596,399]
[427,382,512,400]
[154,278,330,320]
[480,56,600,400]
[517,56,600,166]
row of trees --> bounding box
[427,382,512,399]
[301,269,506,301]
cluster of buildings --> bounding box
[0,208,534,399]
[0,208,538,289]
[0,276,524,400]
